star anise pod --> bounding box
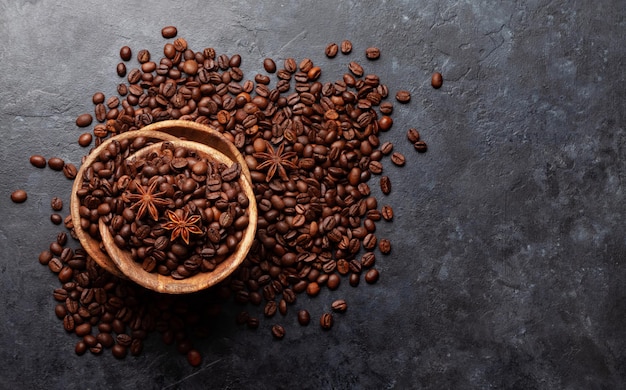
[253,140,298,182]
[122,180,169,221]
[161,209,203,245]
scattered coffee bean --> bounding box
[414,141,428,153]
[331,299,347,313]
[391,152,406,167]
[365,268,380,284]
[381,205,393,221]
[348,61,364,77]
[320,313,333,329]
[119,46,132,61]
[380,176,391,194]
[63,163,78,179]
[161,26,178,39]
[407,128,420,143]
[431,72,443,89]
[395,90,411,103]
[187,349,202,367]
[379,239,391,254]
[271,324,285,339]
[11,189,27,203]
[50,213,63,225]
[325,43,338,58]
[365,47,380,60]
[47,157,65,171]
[78,133,92,147]
[340,40,352,54]
[50,197,63,211]
[297,310,310,326]
[380,142,393,155]
[116,62,126,77]
[29,155,46,168]
[75,113,93,127]
[263,58,276,73]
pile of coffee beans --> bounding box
[75,136,250,279]
[9,25,441,366]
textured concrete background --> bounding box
[1,0,625,389]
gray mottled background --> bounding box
[0,0,625,389]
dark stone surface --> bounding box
[1,0,625,389]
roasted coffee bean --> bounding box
[380,176,391,194]
[30,155,46,168]
[119,46,132,61]
[379,101,393,115]
[349,273,360,287]
[10,189,27,203]
[112,344,128,359]
[414,141,428,153]
[340,40,352,54]
[327,273,340,290]
[137,49,150,63]
[89,343,103,355]
[390,152,406,167]
[431,72,443,89]
[320,313,333,329]
[50,213,63,225]
[380,142,393,155]
[395,90,411,103]
[161,26,178,38]
[48,157,65,171]
[365,47,380,60]
[379,238,391,254]
[361,252,376,268]
[263,58,276,73]
[297,310,310,326]
[116,62,127,77]
[369,160,383,174]
[325,43,338,58]
[348,61,364,77]
[78,133,93,147]
[264,300,277,317]
[331,299,347,313]
[407,128,420,143]
[365,268,380,284]
[48,257,63,273]
[76,113,93,127]
[381,205,393,221]
[50,197,63,211]
[187,349,202,367]
[271,324,285,339]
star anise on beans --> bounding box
[161,209,203,245]
[253,140,298,182]
[122,180,169,221]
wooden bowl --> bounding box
[70,129,180,279]
[99,138,257,294]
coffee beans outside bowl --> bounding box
[8,26,440,367]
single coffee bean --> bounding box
[327,273,340,290]
[39,250,53,266]
[75,113,93,127]
[247,317,259,329]
[379,238,391,254]
[365,47,380,60]
[320,313,333,329]
[75,340,87,355]
[29,155,46,168]
[380,176,391,195]
[92,92,105,104]
[137,49,150,63]
[349,273,360,287]
[264,300,277,317]
[89,343,103,355]
[414,141,428,153]
[361,252,376,268]
[112,344,128,359]
[395,90,411,104]
[10,189,27,203]
[75,323,92,337]
[348,61,364,77]
[431,72,443,89]
[161,26,178,38]
[50,213,63,225]
[306,282,320,297]
[381,205,393,221]
[119,46,132,61]
[297,310,310,326]
[331,299,348,313]
[263,58,276,73]
[407,128,420,143]
[365,268,380,284]
[63,163,78,179]
[116,62,127,77]
[51,197,63,211]
[390,152,406,167]
[284,58,297,73]
[78,133,92,147]
[380,142,393,155]
[340,40,352,54]
[325,43,338,58]
[379,101,393,115]
[187,349,202,367]
[271,324,285,339]
[48,157,65,171]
